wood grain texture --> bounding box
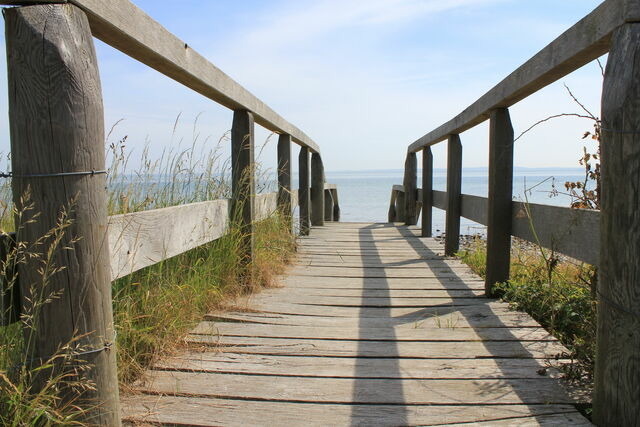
[485,108,514,295]
[108,200,228,279]
[6,4,120,424]
[408,0,629,152]
[422,147,433,237]
[403,152,418,225]
[231,110,255,265]
[445,135,462,255]
[123,223,586,425]
[594,21,640,426]
[277,133,292,222]
[310,153,325,226]
[298,147,310,235]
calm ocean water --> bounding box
[293,168,587,234]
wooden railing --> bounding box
[0,1,338,424]
[391,0,640,423]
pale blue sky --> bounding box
[0,0,605,172]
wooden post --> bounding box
[298,147,310,235]
[422,147,433,237]
[388,189,398,222]
[331,189,341,221]
[310,153,325,226]
[5,4,120,424]
[324,189,334,221]
[396,191,406,223]
[403,152,418,225]
[231,109,255,265]
[445,134,462,255]
[485,108,514,296]
[277,133,292,225]
[594,22,640,426]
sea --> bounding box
[291,167,588,235]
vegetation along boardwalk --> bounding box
[121,223,589,426]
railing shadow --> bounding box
[349,223,571,425]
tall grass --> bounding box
[1,116,298,423]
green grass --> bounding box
[0,119,298,424]
[458,237,597,382]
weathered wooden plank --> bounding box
[121,396,589,427]
[486,108,514,295]
[6,5,120,424]
[511,201,599,265]
[432,189,447,210]
[256,287,485,298]
[136,371,574,404]
[461,193,489,225]
[254,192,277,222]
[108,200,228,280]
[44,0,321,152]
[408,0,636,152]
[248,295,494,308]
[191,321,556,341]
[285,266,478,279]
[205,311,543,329]
[155,353,566,379]
[594,21,640,426]
[278,277,486,291]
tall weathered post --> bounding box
[277,133,292,226]
[422,147,433,237]
[5,4,120,424]
[231,110,255,266]
[310,153,325,226]
[445,135,462,255]
[299,147,310,235]
[403,152,418,226]
[594,22,640,425]
[485,108,514,296]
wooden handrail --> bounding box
[407,0,639,153]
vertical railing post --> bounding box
[594,22,640,426]
[277,133,292,228]
[310,153,325,226]
[331,188,341,221]
[5,4,120,424]
[231,109,255,266]
[403,152,418,225]
[485,108,514,296]
[324,188,334,221]
[422,147,433,237]
[445,134,462,255]
[298,147,310,235]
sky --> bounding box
[0,0,606,172]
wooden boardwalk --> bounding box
[122,223,590,426]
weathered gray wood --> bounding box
[388,188,398,222]
[445,135,462,255]
[432,189,447,210]
[231,110,255,266]
[0,233,18,326]
[5,4,120,424]
[310,153,325,226]
[122,396,589,427]
[594,21,640,426]
[108,200,228,279]
[156,353,568,379]
[422,147,433,237]
[298,147,310,235]
[408,0,637,152]
[485,108,514,296]
[403,152,418,225]
[330,188,340,221]
[137,370,574,404]
[461,193,489,225]
[511,201,599,265]
[396,190,406,222]
[323,188,334,221]
[33,0,321,152]
[277,133,292,222]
